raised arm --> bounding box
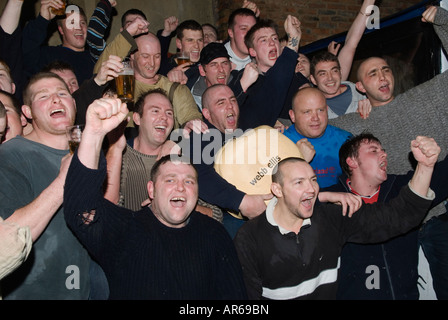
[93,16,149,73]
[242,0,260,18]
[337,0,376,81]
[409,136,440,197]
[104,122,127,204]
[0,0,24,34]
[284,15,302,53]
[423,6,448,53]
[21,0,61,76]
[86,0,116,62]
[78,98,128,169]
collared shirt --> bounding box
[265,197,311,234]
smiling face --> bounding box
[248,27,280,73]
[176,29,204,63]
[273,160,319,220]
[199,57,232,87]
[58,12,87,52]
[132,34,162,84]
[289,88,328,139]
[24,76,76,136]
[356,57,395,107]
[133,93,174,150]
[148,160,198,228]
[202,85,239,132]
[310,60,343,98]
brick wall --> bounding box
[217,0,424,45]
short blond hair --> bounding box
[23,72,70,106]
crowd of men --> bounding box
[0,0,448,301]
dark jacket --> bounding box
[234,185,433,300]
[324,155,448,299]
[228,47,298,130]
[180,119,246,212]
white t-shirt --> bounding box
[224,41,252,71]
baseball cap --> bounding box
[199,42,230,65]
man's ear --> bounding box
[227,28,234,39]
[248,47,257,58]
[271,182,283,198]
[57,25,64,37]
[309,75,317,86]
[202,107,210,122]
[133,111,141,126]
[288,109,296,123]
[346,157,358,171]
[21,105,32,120]
[147,180,154,200]
[355,81,366,94]
[198,65,206,77]
[175,38,182,51]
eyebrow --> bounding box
[163,173,197,180]
[216,96,236,103]
[256,32,277,40]
[367,144,385,151]
[317,65,340,73]
[147,105,173,111]
[35,86,68,94]
[367,65,390,75]
[293,174,317,181]
[32,86,69,99]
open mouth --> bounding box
[216,75,226,84]
[190,50,200,60]
[50,108,66,117]
[268,49,278,60]
[379,161,387,171]
[379,83,390,93]
[301,195,315,209]
[226,113,236,125]
[170,196,186,207]
[74,33,84,40]
[154,125,167,133]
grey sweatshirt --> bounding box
[329,6,448,221]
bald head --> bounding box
[135,33,160,49]
[289,87,328,138]
[292,87,326,110]
[132,33,162,83]
[201,84,239,132]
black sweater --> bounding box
[64,152,247,300]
